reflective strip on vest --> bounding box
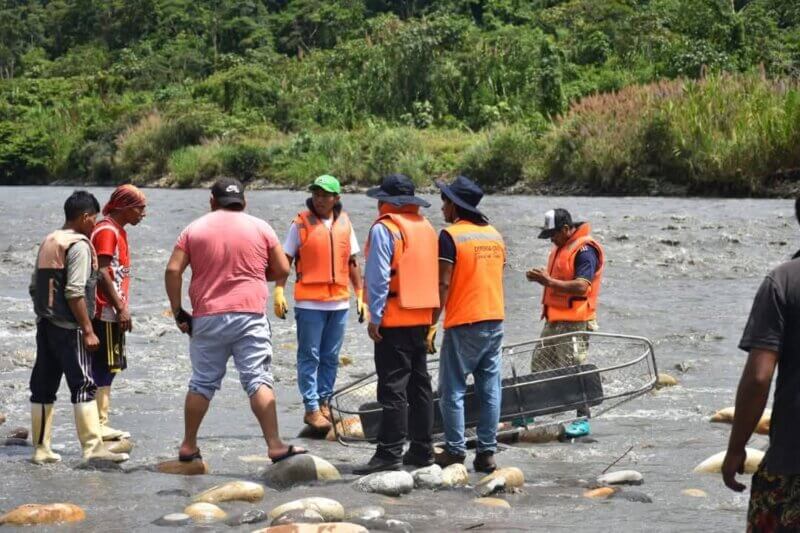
[542,223,605,322]
[294,210,352,302]
[443,221,505,329]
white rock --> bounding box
[597,470,644,486]
[262,454,341,488]
[267,497,345,522]
[411,464,443,489]
[694,448,764,474]
[192,480,264,503]
[353,470,414,496]
[441,463,469,487]
[183,502,226,523]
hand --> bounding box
[356,289,369,324]
[426,324,437,354]
[273,286,288,320]
[117,304,132,332]
[83,330,100,351]
[367,322,383,343]
[526,268,550,286]
[721,447,748,492]
[174,307,193,336]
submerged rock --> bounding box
[254,523,368,533]
[353,470,414,496]
[270,508,325,526]
[183,502,226,523]
[107,438,134,454]
[156,489,191,498]
[441,464,469,487]
[613,490,653,503]
[267,497,345,522]
[682,488,708,498]
[193,480,264,503]
[152,513,191,527]
[597,470,644,486]
[350,517,414,532]
[4,437,31,446]
[262,454,341,488]
[474,497,511,509]
[225,509,268,527]
[694,448,764,474]
[156,459,209,476]
[75,458,124,472]
[655,373,678,388]
[0,503,85,525]
[345,506,385,521]
[411,464,443,489]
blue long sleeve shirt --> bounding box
[364,223,395,325]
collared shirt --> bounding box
[364,223,394,325]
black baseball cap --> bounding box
[538,208,577,239]
[211,177,245,207]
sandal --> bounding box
[178,449,202,462]
[270,445,308,464]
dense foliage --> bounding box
[1,0,799,194]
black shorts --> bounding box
[93,319,127,374]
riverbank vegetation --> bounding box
[1,0,799,195]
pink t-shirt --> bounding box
[175,210,279,316]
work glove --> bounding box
[425,324,438,354]
[273,286,289,319]
[356,289,369,323]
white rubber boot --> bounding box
[96,386,130,441]
[73,401,129,463]
[31,403,61,464]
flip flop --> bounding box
[178,449,202,462]
[270,445,308,464]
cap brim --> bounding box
[366,187,430,207]
[538,228,556,239]
[309,184,339,194]
[215,196,245,207]
[435,180,487,221]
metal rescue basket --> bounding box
[328,331,658,444]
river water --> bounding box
[0,187,796,532]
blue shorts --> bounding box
[188,313,274,400]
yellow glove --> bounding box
[426,324,438,354]
[273,286,288,319]
[356,289,369,323]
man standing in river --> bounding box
[722,217,800,530]
[165,178,306,463]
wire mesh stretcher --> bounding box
[328,331,658,444]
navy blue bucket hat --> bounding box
[366,174,430,207]
[435,175,488,222]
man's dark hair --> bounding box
[442,194,486,224]
[64,190,100,221]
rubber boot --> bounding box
[96,386,130,441]
[31,403,61,464]
[73,401,129,463]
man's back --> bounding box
[176,210,279,316]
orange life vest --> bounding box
[542,223,605,322]
[294,210,352,302]
[365,204,439,327]
[442,220,505,329]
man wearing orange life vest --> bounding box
[353,174,440,475]
[431,176,506,474]
[273,175,366,432]
[527,208,605,436]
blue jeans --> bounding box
[438,320,503,456]
[295,308,348,412]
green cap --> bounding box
[310,174,341,194]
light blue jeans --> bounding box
[438,320,503,456]
[295,307,349,412]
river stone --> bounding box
[183,502,226,523]
[253,523,368,533]
[475,477,505,497]
[694,448,764,474]
[152,513,191,527]
[411,464,443,489]
[193,480,264,503]
[270,508,325,526]
[478,467,524,489]
[655,373,678,388]
[613,490,653,503]
[597,470,644,486]
[441,464,468,487]
[75,458,124,472]
[350,517,414,532]
[268,497,345,522]
[518,424,564,443]
[0,412,5,425]
[354,470,414,496]
[345,506,385,521]
[225,509,268,526]
[682,488,708,498]
[584,487,618,499]
[326,417,365,441]
[8,427,28,440]
[262,454,341,487]
[474,497,511,509]
[156,489,191,498]
[107,438,134,454]
[0,503,85,525]
[4,437,31,446]
[710,407,771,435]
[156,459,209,475]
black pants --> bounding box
[374,325,434,461]
[30,319,96,404]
